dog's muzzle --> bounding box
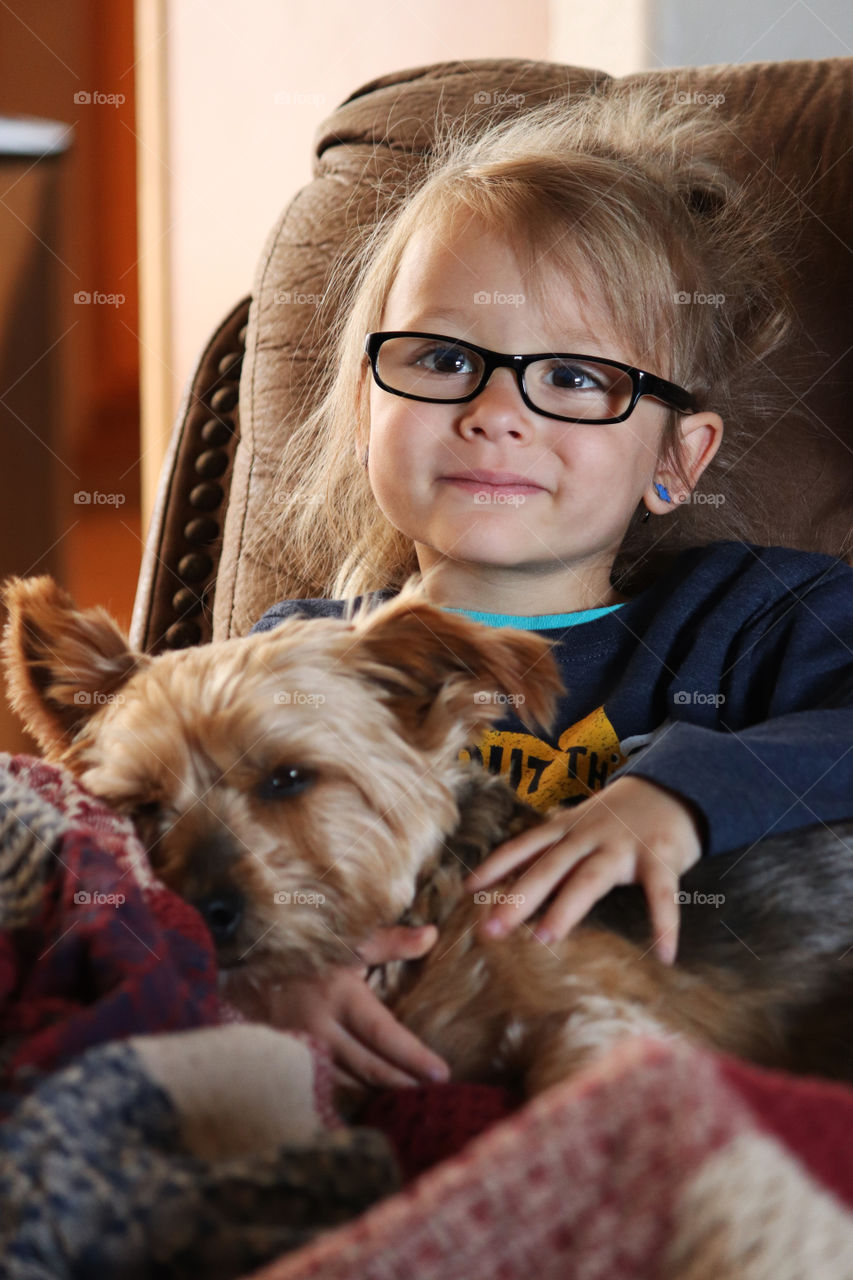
[190,889,245,947]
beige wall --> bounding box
[550,0,651,77]
[137,0,651,518]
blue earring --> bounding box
[642,481,673,523]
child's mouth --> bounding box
[439,476,546,497]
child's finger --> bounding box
[464,819,574,890]
[358,923,438,966]
[330,1023,427,1090]
[643,870,680,965]
[476,839,598,937]
[529,852,622,943]
[343,982,449,1084]
[332,1064,367,1095]
[654,932,679,966]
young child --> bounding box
[249,84,853,1093]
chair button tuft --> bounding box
[210,386,238,413]
[200,417,232,446]
[172,587,203,616]
[178,551,213,582]
[195,449,229,479]
[165,620,201,649]
[188,482,223,511]
[184,516,219,544]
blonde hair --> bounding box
[253,81,801,603]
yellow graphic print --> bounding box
[459,704,631,812]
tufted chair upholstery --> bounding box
[130,56,853,652]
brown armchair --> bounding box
[130,55,853,654]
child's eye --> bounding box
[528,357,633,420]
[542,360,606,391]
[414,343,476,377]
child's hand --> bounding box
[463,775,704,965]
[266,924,450,1091]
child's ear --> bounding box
[1,575,147,760]
[345,580,565,751]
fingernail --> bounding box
[482,917,506,937]
[428,1064,449,1082]
[533,927,552,944]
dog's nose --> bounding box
[192,891,245,945]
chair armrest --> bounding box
[130,296,250,654]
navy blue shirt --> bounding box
[251,540,853,858]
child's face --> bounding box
[365,210,674,604]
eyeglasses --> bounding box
[364,331,697,424]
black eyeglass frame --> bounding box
[364,331,697,424]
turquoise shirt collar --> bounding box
[440,602,626,629]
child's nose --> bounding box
[459,368,532,432]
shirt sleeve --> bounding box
[249,600,328,634]
[611,561,853,857]
[249,605,292,634]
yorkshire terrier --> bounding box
[4,574,853,1102]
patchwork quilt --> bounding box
[3,752,853,1280]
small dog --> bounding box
[5,574,853,1099]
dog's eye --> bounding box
[134,800,162,819]
[257,766,314,800]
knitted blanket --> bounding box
[0,754,400,1278]
[4,753,853,1279]
[260,1036,853,1280]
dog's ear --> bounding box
[345,579,565,750]
[1,575,146,760]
